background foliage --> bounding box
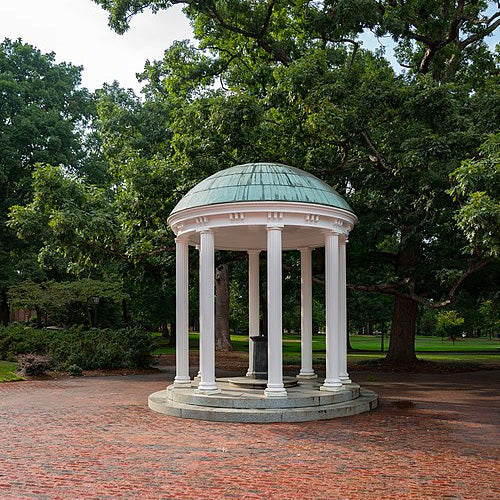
[1,1,499,369]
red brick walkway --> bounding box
[0,370,498,500]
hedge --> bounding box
[0,324,154,371]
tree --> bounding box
[9,82,180,331]
[435,310,465,344]
[215,263,232,350]
[479,296,499,338]
[91,0,499,364]
[0,38,95,323]
[449,133,499,259]
[7,278,127,328]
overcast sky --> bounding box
[0,0,192,93]
[1,1,498,95]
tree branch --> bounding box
[260,0,276,37]
[202,0,292,65]
[360,131,390,171]
[460,16,500,49]
[133,245,175,260]
[345,258,493,308]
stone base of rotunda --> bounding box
[148,378,377,423]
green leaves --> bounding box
[7,278,127,327]
[435,310,465,341]
[449,134,500,257]
[8,164,120,272]
[0,38,98,307]
[6,2,499,344]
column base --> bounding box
[246,370,255,378]
[321,380,343,392]
[173,377,191,388]
[296,372,317,380]
[340,375,352,384]
[196,383,221,395]
[264,386,287,398]
[193,371,201,382]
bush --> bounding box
[0,325,154,371]
[17,353,53,376]
[0,323,47,360]
[66,364,83,376]
[436,310,465,344]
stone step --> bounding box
[165,383,361,409]
[149,389,378,423]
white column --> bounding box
[197,229,219,393]
[298,247,316,379]
[247,250,260,377]
[264,225,287,398]
[321,231,343,391]
[339,235,351,384]
[193,245,201,382]
[173,237,191,387]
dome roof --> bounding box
[171,163,353,214]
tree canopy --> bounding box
[0,39,97,323]
[4,1,500,363]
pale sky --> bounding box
[0,0,193,93]
[1,1,497,95]
[0,0,398,94]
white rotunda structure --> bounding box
[149,163,377,422]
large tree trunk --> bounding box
[215,263,232,351]
[122,298,131,326]
[0,294,9,325]
[386,295,418,364]
[385,236,419,365]
[346,312,354,352]
[35,306,43,329]
[168,319,176,347]
[259,277,267,337]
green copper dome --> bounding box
[171,163,354,214]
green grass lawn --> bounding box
[349,334,499,352]
[154,333,499,365]
[0,361,22,382]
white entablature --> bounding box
[168,201,356,251]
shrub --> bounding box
[17,353,53,376]
[0,323,44,360]
[66,364,83,376]
[0,325,154,370]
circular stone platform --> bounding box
[227,376,298,389]
[149,378,378,423]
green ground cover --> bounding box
[349,335,499,352]
[154,333,499,363]
[0,361,22,382]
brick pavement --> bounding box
[0,369,498,500]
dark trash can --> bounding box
[250,336,268,379]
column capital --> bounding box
[175,235,189,244]
[322,228,341,237]
[266,223,284,231]
[323,224,348,237]
[197,228,214,235]
[339,233,349,245]
[299,246,314,254]
[247,249,261,255]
